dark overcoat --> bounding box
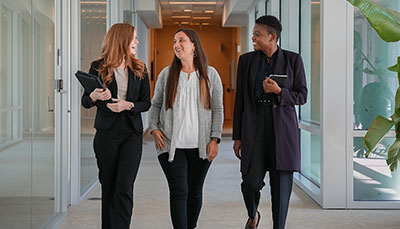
[233,47,307,174]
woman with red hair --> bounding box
[81,23,150,228]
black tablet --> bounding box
[75,70,115,103]
[75,70,105,93]
[267,74,287,87]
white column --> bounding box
[320,0,348,208]
[70,0,82,205]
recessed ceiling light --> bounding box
[204,10,214,13]
[169,2,217,5]
[184,9,192,12]
[181,21,190,24]
[202,23,210,26]
[81,1,106,4]
[171,15,191,19]
[193,16,211,20]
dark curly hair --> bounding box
[255,15,282,41]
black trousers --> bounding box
[158,149,211,229]
[93,112,142,229]
[241,101,293,229]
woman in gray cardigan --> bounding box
[148,28,223,229]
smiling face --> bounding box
[173,31,195,62]
[252,24,276,52]
[129,29,139,55]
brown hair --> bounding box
[92,23,146,86]
[165,28,211,110]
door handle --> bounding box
[47,96,54,112]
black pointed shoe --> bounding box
[244,211,260,229]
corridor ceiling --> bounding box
[159,0,259,27]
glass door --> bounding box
[80,0,106,196]
[0,0,61,227]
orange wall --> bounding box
[152,25,239,120]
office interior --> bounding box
[0,0,399,228]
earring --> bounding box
[193,50,197,58]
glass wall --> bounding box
[299,0,321,186]
[300,0,320,125]
[353,0,400,201]
[301,129,321,184]
[80,0,106,195]
[0,0,59,227]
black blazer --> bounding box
[233,47,307,174]
[81,60,151,132]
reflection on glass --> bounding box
[0,2,31,227]
[353,1,399,130]
[32,0,56,226]
[354,137,400,201]
[300,129,321,186]
[80,0,106,195]
[299,0,320,125]
[0,0,55,225]
[0,0,56,227]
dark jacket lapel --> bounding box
[249,51,261,98]
[126,68,134,97]
[108,73,118,99]
[273,47,286,75]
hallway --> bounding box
[58,136,400,229]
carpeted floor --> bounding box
[57,137,400,229]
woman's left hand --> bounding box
[106,99,133,113]
[263,78,282,95]
[207,140,219,162]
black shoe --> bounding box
[244,211,260,229]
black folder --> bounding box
[75,70,115,103]
[75,70,105,93]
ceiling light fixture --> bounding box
[204,10,214,13]
[81,1,106,4]
[184,9,192,12]
[169,1,217,5]
[171,15,191,19]
[193,16,211,20]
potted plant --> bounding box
[347,0,400,171]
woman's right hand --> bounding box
[89,88,111,103]
[152,129,166,150]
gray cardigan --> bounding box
[148,66,224,161]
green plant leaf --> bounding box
[387,139,400,171]
[363,115,394,156]
[396,87,400,112]
[347,0,400,42]
[392,112,400,124]
[388,63,399,72]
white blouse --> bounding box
[113,67,128,100]
[174,71,199,148]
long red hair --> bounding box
[92,23,146,86]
